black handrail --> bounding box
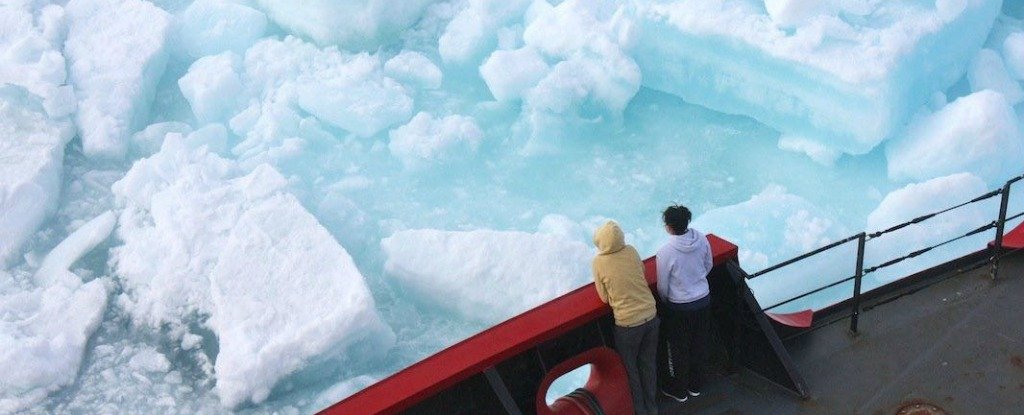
[749,172,1023,334]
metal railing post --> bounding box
[849,232,867,334]
[990,182,1012,280]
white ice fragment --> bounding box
[967,49,1024,105]
[130,122,192,157]
[1004,32,1024,80]
[252,0,438,50]
[178,52,245,124]
[128,347,171,374]
[886,90,1023,185]
[0,3,73,119]
[866,173,992,282]
[384,51,443,89]
[388,112,483,166]
[241,38,413,138]
[381,228,592,324]
[36,211,116,287]
[764,0,830,28]
[176,0,267,59]
[0,86,73,267]
[0,211,114,413]
[498,0,641,154]
[480,47,550,102]
[181,333,203,351]
[439,0,533,65]
[296,53,413,137]
[778,134,841,167]
[65,0,172,160]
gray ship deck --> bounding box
[662,251,1024,415]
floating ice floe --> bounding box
[388,111,484,167]
[886,90,1024,186]
[0,2,76,118]
[0,85,74,267]
[0,211,115,413]
[65,0,172,160]
[631,0,1002,155]
[111,128,394,408]
[252,0,439,50]
[865,173,995,283]
[968,49,1024,105]
[474,0,641,154]
[1004,32,1024,80]
[174,0,267,60]
[381,228,592,324]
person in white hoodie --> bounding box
[655,205,713,402]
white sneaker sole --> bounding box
[661,390,688,403]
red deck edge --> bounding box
[991,221,1024,249]
[321,234,738,415]
[765,310,814,328]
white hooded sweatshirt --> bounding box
[656,228,712,304]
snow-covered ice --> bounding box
[1,211,114,413]
[65,0,172,160]
[886,90,1024,186]
[0,86,73,267]
[111,131,393,407]
[632,0,1002,155]
[1,0,1023,412]
[381,228,592,324]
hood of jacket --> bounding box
[668,228,703,253]
[594,221,626,255]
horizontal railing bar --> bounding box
[763,274,857,312]
[864,221,996,275]
[867,189,1001,240]
[748,233,862,279]
[1006,210,1024,223]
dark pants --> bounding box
[614,317,659,415]
[660,302,710,393]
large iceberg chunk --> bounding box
[381,228,592,324]
[65,0,171,160]
[0,212,114,413]
[252,0,439,50]
[631,0,1002,154]
[209,166,395,407]
[111,130,394,407]
[0,86,73,267]
[886,90,1024,185]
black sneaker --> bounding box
[661,389,688,403]
[687,389,701,397]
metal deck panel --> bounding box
[662,252,1024,415]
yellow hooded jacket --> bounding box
[592,221,657,327]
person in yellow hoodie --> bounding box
[592,221,659,415]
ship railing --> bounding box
[745,172,1024,334]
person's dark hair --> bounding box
[663,205,691,235]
